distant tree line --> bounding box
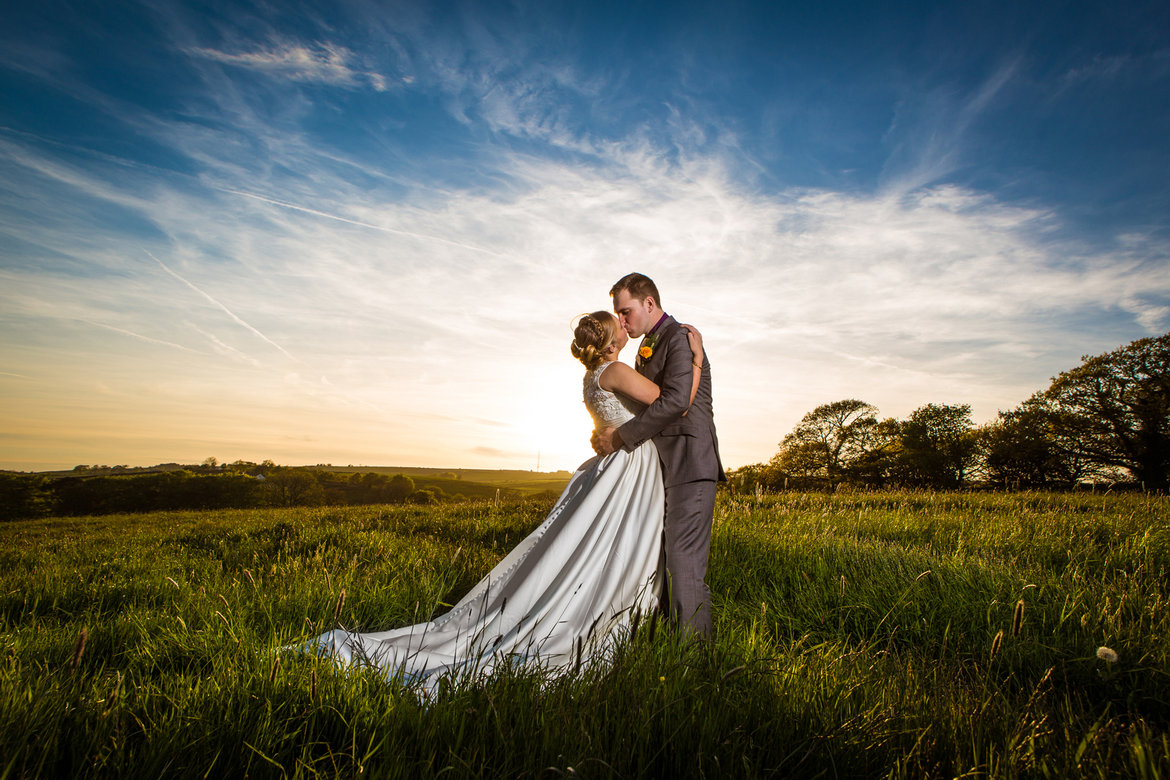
[0,461,458,521]
[729,332,1170,493]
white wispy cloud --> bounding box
[189,40,388,91]
[7,113,1168,469]
[882,59,1021,195]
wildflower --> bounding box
[1096,646,1119,663]
[659,676,666,683]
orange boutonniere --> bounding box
[635,332,660,367]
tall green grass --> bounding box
[0,492,1166,777]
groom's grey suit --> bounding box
[617,314,724,637]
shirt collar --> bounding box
[646,312,668,337]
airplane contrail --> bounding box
[146,250,296,360]
[81,318,208,354]
[188,322,264,368]
[217,187,504,257]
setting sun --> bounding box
[511,365,601,473]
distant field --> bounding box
[28,464,576,500]
[326,465,574,498]
[1,491,1167,777]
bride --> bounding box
[302,311,704,685]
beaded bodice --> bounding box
[583,363,645,429]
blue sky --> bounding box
[1,0,1168,472]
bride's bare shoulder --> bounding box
[596,361,635,391]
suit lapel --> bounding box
[636,315,675,376]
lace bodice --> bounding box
[584,363,645,429]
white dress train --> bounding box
[303,362,664,685]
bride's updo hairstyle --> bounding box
[571,310,619,370]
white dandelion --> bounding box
[1096,646,1119,663]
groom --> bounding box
[595,272,724,638]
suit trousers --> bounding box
[661,478,717,638]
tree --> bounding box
[977,400,1096,488]
[1040,332,1170,490]
[386,474,415,503]
[899,403,977,488]
[845,417,903,487]
[0,474,52,521]
[264,469,325,507]
[775,399,880,487]
[410,487,439,504]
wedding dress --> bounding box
[303,361,665,685]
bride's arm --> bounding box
[598,362,661,405]
[600,325,704,409]
[680,324,704,412]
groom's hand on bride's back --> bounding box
[593,427,620,455]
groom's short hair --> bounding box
[610,273,661,308]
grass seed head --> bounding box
[990,629,1004,662]
[102,672,123,718]
[333,589,346,623]
[1012,599,1026,637]
[70,627,88,673]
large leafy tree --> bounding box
[899,403,977,488]
[977,400,1099,488]
[1040,332,1170,491]
[845,417,903,487]
[775,399,879,487]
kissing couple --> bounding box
[305,272,724,685]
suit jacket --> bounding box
[617,315,724,487]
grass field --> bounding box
[1,491,1167,777]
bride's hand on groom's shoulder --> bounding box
[681,324,704,364]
